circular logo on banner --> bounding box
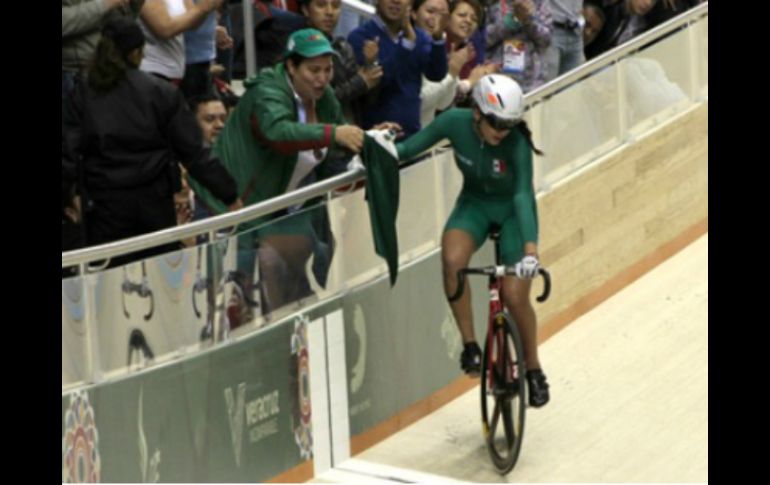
[62,391,101,483]
[290,315,313,460]
[298,348,311,426]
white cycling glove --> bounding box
[514,255,540,279]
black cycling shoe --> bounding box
[460,342,482,376]
[526,369,550,408]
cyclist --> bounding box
[395,74,549,407]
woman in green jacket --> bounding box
[190,28,371,321]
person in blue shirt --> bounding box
[348,0,449,138]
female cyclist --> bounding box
[395,74,550,407]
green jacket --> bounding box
[189,63,346,229]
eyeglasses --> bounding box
[483,113,519,131]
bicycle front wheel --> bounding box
[480,311,527,474]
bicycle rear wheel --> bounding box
[480,311,527,474]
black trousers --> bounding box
[86,177,181,268]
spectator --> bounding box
[138,0,222,83]
[215,0,236,82]
[582,0,605,53]
[348,0,449,137]
[644,0,699,28]
[584,0,619,58]
[446,0,498,105]
[180,1,234,100]
[298,0,384,125]
[188,29,396,318]
[413,0,475,126]
[191,92,229,146]
[62,0,139,100]
[485,0,553,93]
[445,0,485,79]
[544,0,585,81]
[62,17,241,267]
[584,0,662,59]
[171,92,230,247]
[614,0,658,47]
[414,0,455,125]
[185,92,230,224]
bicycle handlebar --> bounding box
[535,268,551,303]
[447,266,552,303]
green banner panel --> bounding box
[62,319,313,482]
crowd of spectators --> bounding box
[62,0,706,312]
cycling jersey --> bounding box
[396,108,538,264]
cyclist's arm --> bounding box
[512,134,539,251]
[395,110,451,160]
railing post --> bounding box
[527,101,547,193]
[243,0,257,78]
[615,59,630,143]
[81,263,103,384]
[686,19,698,102]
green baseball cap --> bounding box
[284,28,336,59]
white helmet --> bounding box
[471,74,525,125]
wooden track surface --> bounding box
[316,234,708,483]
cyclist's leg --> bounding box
[444,197,490,374]
[442,196,489,344]
[499,217,541,371]
[501,275,539,370]
[442,229,478,343]
[500,217,550,406]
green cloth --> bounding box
[360,135,400,286]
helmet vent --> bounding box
[497,94,505,108]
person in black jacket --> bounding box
[62,16,242,267]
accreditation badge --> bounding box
[502,39,526,75]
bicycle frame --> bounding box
[485,274,516,397]
[484,239,519,403]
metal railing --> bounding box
[62,1,707,270]
[62,167,365,269]
[339,0,375,17]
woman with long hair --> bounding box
[62,16,241,267]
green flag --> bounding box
[359,132,400,286]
